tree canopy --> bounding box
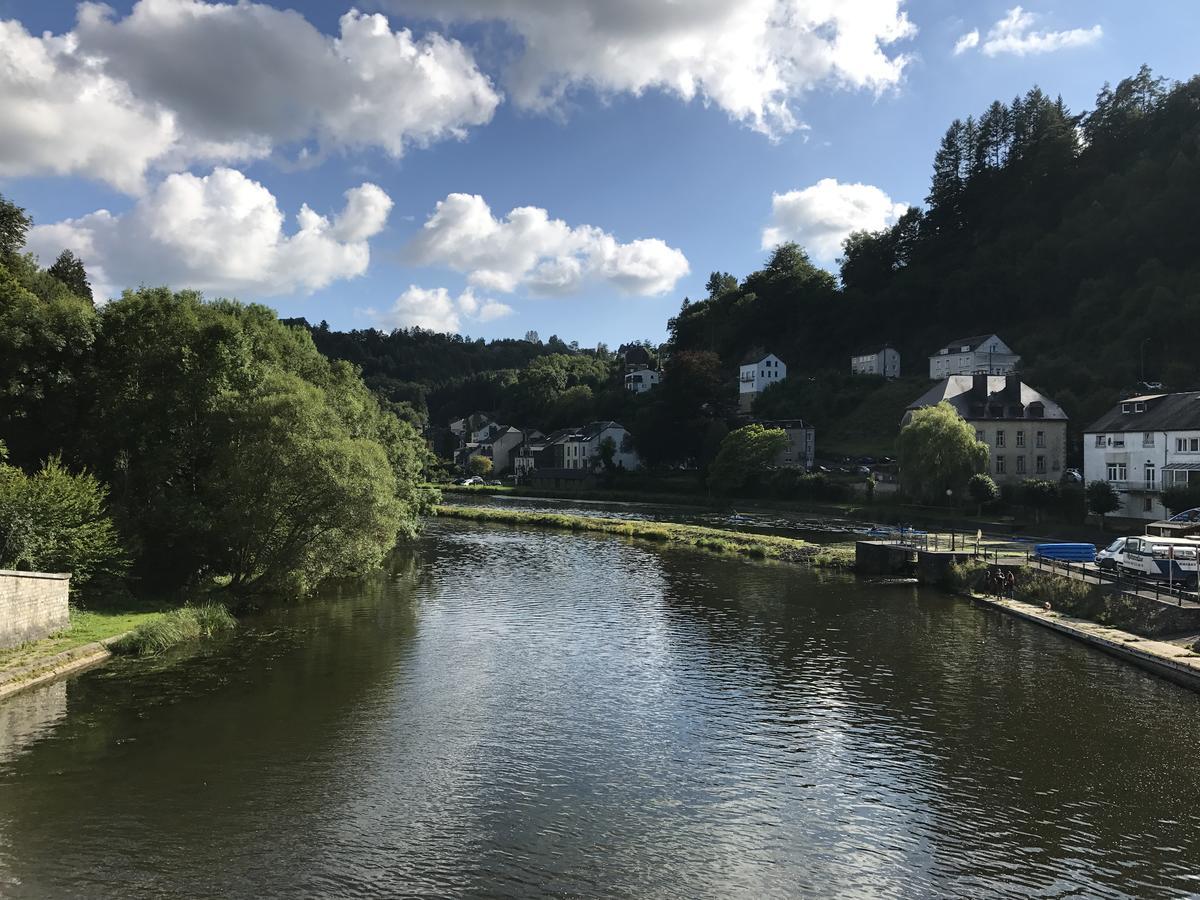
[897,403,989,504]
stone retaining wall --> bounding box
[0,570,70,649]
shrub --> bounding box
[1014,572,1095,614]
[943,558,989,592]
[112,603,236,657]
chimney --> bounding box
[1005,372,1021,399]
[972,372,989,398]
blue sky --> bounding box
[3,0,1198,346]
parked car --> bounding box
[1096,537,1128,572]
[487,479,502,486]
[854,465,871,476]
[1062,468,1083,484]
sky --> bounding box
[2,1,1198,347]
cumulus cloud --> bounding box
[385,0,916,137]
[953,29,980,56]
[405,193,690,296]
[25,168,392,300]
[0,0,499,192]
[368,286,514,333]
[762,178,907,262]
[956,7,1101,58]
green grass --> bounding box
[434,504,855,569]
[111,603,237,657]
[0,607,166,671]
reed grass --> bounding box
[112,602,236,657]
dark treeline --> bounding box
[0,200,434,600]
[669,65,1200,431]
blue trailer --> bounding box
[1033,543,1097,564]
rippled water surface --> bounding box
[2,520,1200,898]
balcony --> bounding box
[1110,481,1161,493]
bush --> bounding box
[943,558,989,592]
[112,603,236,657]
[1014,572,1095,614]
[0,449,127,596]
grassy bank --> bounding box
[111,603,236,657]
[434,504,855,569]
[0,607,166,671]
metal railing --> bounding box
[1024,554,1199,608]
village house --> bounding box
[1084,391,1200,520]
[449,412,495,444]
[758,419,815,470]
[928,334,1020,379]
[903,374,1068,486]
[739,349,786,413]
[537,422,641,473]
[624,368,660,394]
[850,345,900,378]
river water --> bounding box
[2,520,1200,898]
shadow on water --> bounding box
[0,520,1199,898]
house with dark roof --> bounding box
[1084,391,1200,520]
[739,348,786,413]
[850,344,900,378]
[928,334,1020,379]
[535,422,641,475]
[903,374,1068,485]
[757,419,816,469]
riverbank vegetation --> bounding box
[434,504,855,569]
[1,198,435,607]
[112,603,237,657]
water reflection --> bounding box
[0,521,1198,898]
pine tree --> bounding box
[47,250,94,303]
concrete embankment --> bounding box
[0,634,126,701]
[971,594,1200,691]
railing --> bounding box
[1024,554,1199,608]
[1109,480,1160,492]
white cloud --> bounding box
[405,193,690,296]
[385,0,916,137]
[762,178,907,262]
[25,168,392,300]
[0,1,500,192]
[956,7,1101,58]
[369,286,514,333]
[953,29,979,56]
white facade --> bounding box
[851,347,900,378]
[1085,398,1200,521]
[559,423,641,472]
[739,353,786,412]
[929,335,1020,379]
[624,369,660,393]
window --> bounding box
[1016,456,1026,474]
[1143,432,1155,448]
[1113,436,1125,448]
[995,455,1006,475]
[995,430,1005,448]
[975,430,985,442]
[1107,463,1127,482]
[1146,463,1156,487]
[1178,437,1200,453]
[1036,456,1046,474]
[1095,435,1106,448]
[1036,430,1046,448]
[1145,498,1154,513]
[1016,430,1025,448]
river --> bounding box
[1,519,1199,898]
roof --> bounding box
[906,375,1067,422]
[851,344,893,357]
[740,347,780,365]
[935,334,995,355]
[1086,391,1200,434]
[758,419,812,430]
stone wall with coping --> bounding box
[0,570,70,649]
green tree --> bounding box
[1086,480,1121,527]
[1021,479,1060,524]
[0,444,128,597]
[707,425,788,496]
[0,193,31,264]
[1163,483,1200,515]
[897,403,989,504]
[47,250,93,303]
[467,455,493,477]
[968,473,1000,515]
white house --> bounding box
[903,374,1068,487]
[553,422,641,472]
[624,369,660,394]
[1084,392,1200,520]
[928,334,1020,379]
[449,412,495,444]
[851,345,900,378]
[739,349,786,413]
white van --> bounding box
[1096,537,1127,572]
[1120,536,1199,585]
